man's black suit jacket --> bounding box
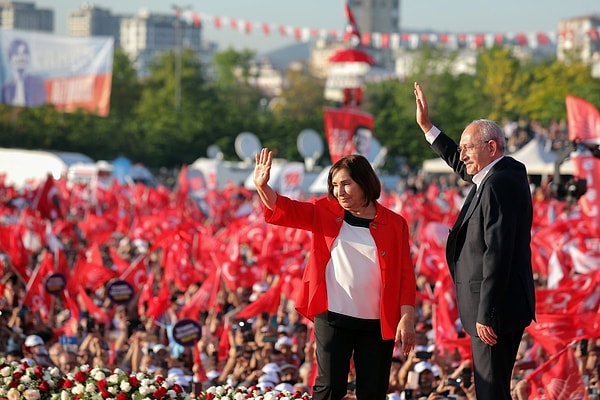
[432,132,536,337]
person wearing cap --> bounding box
[254,149,416,400]
[22,334,55,367]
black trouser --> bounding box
[312,312,395,400]
[471,328,524,400]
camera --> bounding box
[580,339,589,357]
[461,367,473,388]
[415,350,432,360]
[445,378,462,387]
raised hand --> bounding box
[414,81,433,133]
[253,148,273,188]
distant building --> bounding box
[557,14,600,64]
[67,3,120,42]
[119,9,204,77]
[348,0,400,35]
[0,0,53,32]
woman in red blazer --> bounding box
[253,148,416,400]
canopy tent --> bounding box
[422,137,575,176]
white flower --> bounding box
[0,366,11,377]
[107,374,119,384]
[23,388,41,400]
[120,381,132,392]
[61,389,71,400]
[7,387,20,400]
[21,374,32,384]
[79,365,90,373]
[85,382,97,393]
[71,384,84,395]
[92,370,106,381]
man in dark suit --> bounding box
[413,82,535,399]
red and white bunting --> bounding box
[178,11,600,50]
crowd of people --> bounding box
[0,114,598,399]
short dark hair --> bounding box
[327,154,381,206]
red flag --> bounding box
[68,253,117,293]
[218,320,232,361]
[32,174,63,220]
[565,95,600,142]
[77,286,110,324]
[236,278,283,320]
[178,265,219,320]
[535,269,600,315]
[0,224,30,281]
[144,272,171,320]
[323,107,374,163]
[22,250,54,321]
[526,312,600,354]
[432,272,471,360]
[112,250,148,292]
[161,235,201,292]
[525,346,588,400]
[175,165,189,205]
[77,211,118,244]
[343,2,361,44]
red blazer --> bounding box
[265,194,416,340]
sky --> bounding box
[35,0,599,53]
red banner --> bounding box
[323,107,374,163]
[565,95,600,142]
[571,152,600,219]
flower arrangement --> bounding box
[197,385,312,400]
[0,358,190,400]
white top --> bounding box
[326,220,381,319]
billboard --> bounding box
[0,29,114,116]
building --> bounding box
[347,0,400,35]
[0,0,53,32]
[557,14,600,64]
[119,9,204,77]
[67,3,120,42]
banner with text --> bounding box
[324,107,374,164]
[0,29,114,116]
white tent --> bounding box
[510,137,574,175]
[422,137,575,176]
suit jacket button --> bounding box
[380,251,386,257]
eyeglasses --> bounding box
[457,140,492,154]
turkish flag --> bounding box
[78,286,111,324]
[236,278,283,320]
[343,2,361,44]
[144,272,171,320]
[22,249,54,321]
[111,249,148,293]
[432,272,472,360]
[526,312,600,354]
[0,224,30,281]
[78,211,118,244]
[68,251,117,293]
[178,265,219,320]
[32,174,64,220]
[526,346,588,400]
[565,95,600,142]
[535,268,600,315]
